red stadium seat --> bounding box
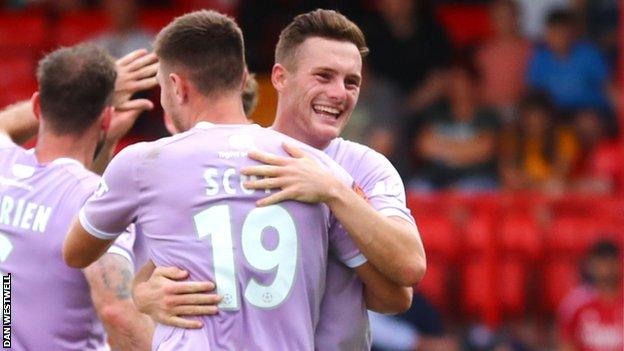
[464,214,494,253]
[462,259,499,323]
[499,260,527,316]
[0,12,46,54]
[57,10,109,46]
[547,217,621,256]
[500,215,542,260]
[416,216,457,260]
[139,9,178,34]
[416,260,449,313]
[436,4,492,47]
[0,56,37,108]
[542,260,580,312]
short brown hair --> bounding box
[275,9,369,70]
[37,44,117,135]
[154,10,245,95]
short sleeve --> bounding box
[358,150,415,225]
[79,146,142,240]
[328,216,366,268]
[105,225,137,266]
[306,144,367,268]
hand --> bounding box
[132,266,221,329]
[113,49,158,110]
[241,142,345,206]
[106,100,153,144]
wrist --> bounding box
[323,178,350,207]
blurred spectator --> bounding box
[343,64,403,158]
[572,0,619,66]
[476,0,531,122]
[526,8,611,117]
[410,63,500,191]
[515,0,569,40]
[499,92,577,193]
[371,292,459,351]
[569,109,621,194]
[364,0,452,114]
[557,240,622,351]
[93,0,153,58]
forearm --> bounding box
[99,302,154,351]
[85,254,154,350]
[0,100,38,144]
[356,263,413,314]
[326,182,426,286]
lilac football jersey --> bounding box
[79,122,365,350]
[0,137,134,351]
[316,138,416,351]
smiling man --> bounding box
[134,9,426,350]
[64,10,410,350]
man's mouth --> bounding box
[312,104,342,119]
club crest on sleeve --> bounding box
[351,182,368,201]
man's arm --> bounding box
[84,254,153,350]
[356,263,413,313]
[241,143,426,287]
[0,100,38,144]
[64,216,115,268]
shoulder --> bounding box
[0,134,19,152]
[53,162,101,199]
[328,138,400,187]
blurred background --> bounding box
[0,0,621,350]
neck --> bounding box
[188,92,249,127]
[34,129,98,169]
[273,107,330,151]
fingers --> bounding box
[240,165,281,178]
[128,62,158,81]
[243,177,284,190]
[172,305,219,317]
[282,142,306,158]
[116,49,148,67]
[116,98,154,112]
[125,52,158,73]
[130,76,158,92]
[257,190,292,207]
[165,281,215,294]
[154,266,189,280]
[247,150,288,166]
[169,292,222,306]
[163,316,203,329]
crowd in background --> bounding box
[2,0,621,196]
[0,0,621,350]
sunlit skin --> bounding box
[273,37,362,149]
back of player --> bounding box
[0,139,107,350]
[80,123,362,350]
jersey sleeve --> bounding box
[79,146,142,240]
[357,150,415,225]
[105,224,136,266]
[328,216,367,268]
[311,148,367,268]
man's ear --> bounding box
[169,72,188,105]
[271,63,288,93]
[31,92,42,121]
[100,106,114,132]
[241,66,250,91]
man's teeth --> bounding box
[313,105,341,116]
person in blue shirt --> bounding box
[527,8,611,117]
